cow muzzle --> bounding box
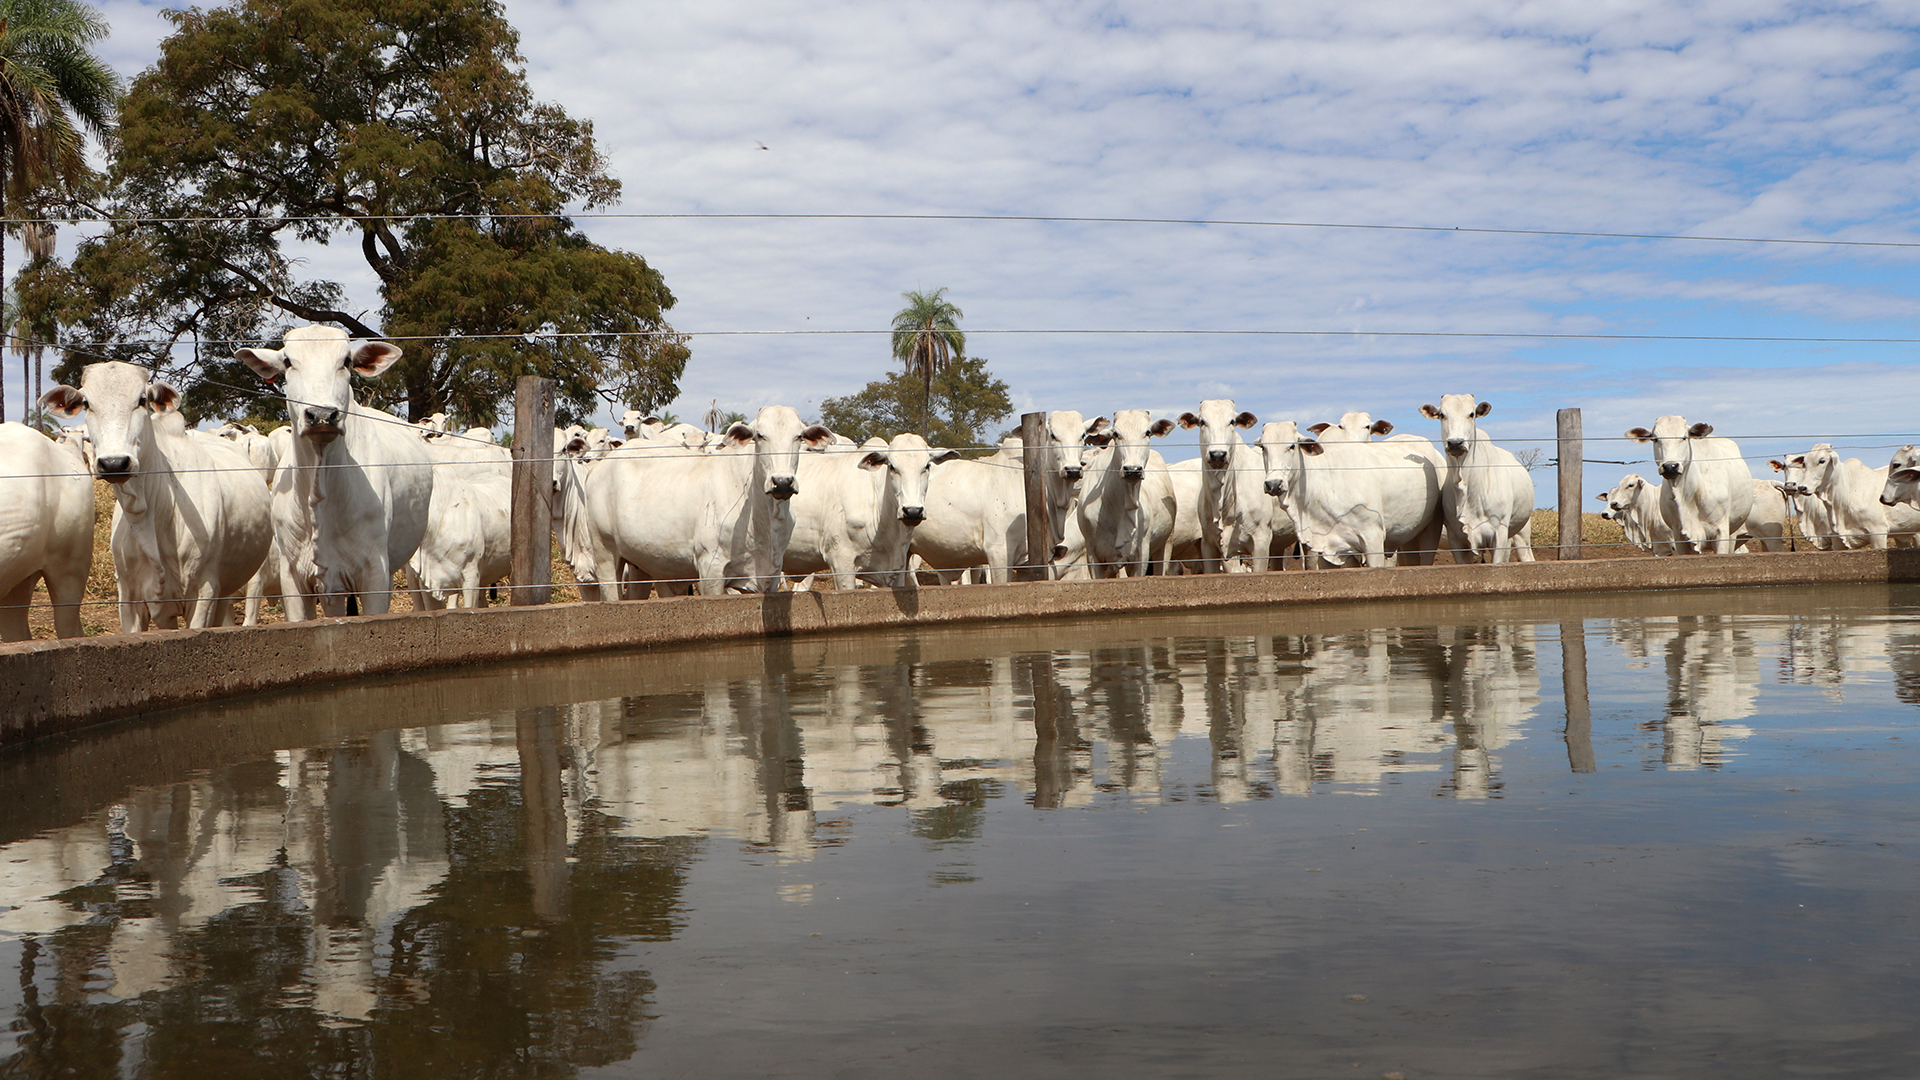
[1063,466,1082,481]
[900,505,925,525]
[1207,450,1228,467]
[1264,479,1284,497]
[1122,465,1145,481]
[1445,439,1467,457]
[1883,495,1899,507]
[768,476,798,499]
[1600,509,1615,519]
[95,455,133,482]
[302,407,344,442]
[1659,463,1682,480]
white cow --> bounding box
[1597,473,1676,556]
[43,363,271,631]
[1417,394,1535,564]
[236,325,433,619]
[0,424,93,640]
[1781,443,1920,550]
[1308,412,1394,442]
[1178,399,1291,572]
[584,405,833,596]
[1041,410,1092,555]
[213,422,287,625]
[1051,410,1177,578]
[1257,420,1443,569]
[406,434,512,608]
[1880,446,1920,510]
[1738,479,1790,553]
[787,434,958,589]
[1624,416,1753,555]
[911,455,1027,584]
[1769,455,1835,551]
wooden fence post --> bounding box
[1020,412,1053,582]
[1557,407,1582,561]
[510,375,555,606]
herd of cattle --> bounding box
[7,323,1920,642]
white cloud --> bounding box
[12,0,1920,454]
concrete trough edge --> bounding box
[6,548,1917,747]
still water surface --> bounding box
[2,585,1919,1078]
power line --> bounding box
[6,209,1918,251]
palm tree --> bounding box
[891,287,965,436]
[0,0,121,422]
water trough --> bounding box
[6,547,1919,746]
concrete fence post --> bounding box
[1019,412,1053,582]
[1557,407,1582,561]
[510,375,556,606]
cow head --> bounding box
[236,325,403,447]
[1882,445,1920,507]
[1627,415,1709,482]
[1045,410,1093,482]
[1418,394,1491,458]
[1086,409,1173,482]
[730,405,833,499]
[1179,399,1257,469]
[860,433,960,525]
[1602,473,1651,516]
[1311,412,1393,443]
[1767,453,1811,497]
[40,362,181,483]
[1256,419,1321,500]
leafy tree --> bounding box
[30,0,686,427]
[0,0,120,422]
[818,354,1011,451]
[891,287,964,435]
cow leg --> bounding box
[42,567,84,640]
[1246,524,1273,572]
[0,576,33,642]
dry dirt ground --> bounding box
[19,488,1801,639]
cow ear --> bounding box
[801,424,835,449]
[1595,492,1607,501]
[1626,427,1653,443]
[1769,459,1785,472]
[1177,412,1201,429]
[236,347,285,383]
[143,381,181,413]
[1083,432,1113,447]
[1893,469,1920,483]
[724,422,755,445]
[1148,418,1175,438]
[858,452,888,470]
[348,340,404,377]
[564,436,588,454]
[1234,411,1257,428]
[931,448,962,464]
[39,384,85,417]
[1370,420,1394,436]
[1084,416,1110,435]
[1687,422,1713,438]
[1300,439,1324,456]
[1419,403,1441,419]
[1307,422,1332,435]
[1473,400,1492,418]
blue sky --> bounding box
[44,0,1920,465]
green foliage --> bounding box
[818,355,1012,450]
[889,287,964,433]
[31,0,686,427]
[0,0,121,423]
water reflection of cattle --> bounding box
[1777,615,1894,702]
[1610,615,1764,770]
